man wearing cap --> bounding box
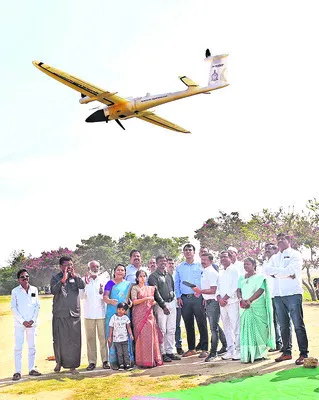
[264,233,309,365]
[11,269,41,381]
[81,260,110,371]
[227,246,245,276]
[175,244,208,358]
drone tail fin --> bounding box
[205,53,228,88]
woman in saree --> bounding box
[237,257,275,363]
[104,264,134,369]
[131,270,163,368]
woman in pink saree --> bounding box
[131,270,163,367]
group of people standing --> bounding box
[10,232,310,380]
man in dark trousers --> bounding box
[51,256,85,374]
[175,244,208,358]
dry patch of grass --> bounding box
[0,373,206,400]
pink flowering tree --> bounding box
[25,248,76,288]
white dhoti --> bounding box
[220,302,240,355]
[154,301,176,355]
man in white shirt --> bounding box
[262,243,283,352]
[193,252,227,362]
[217,250,240,361]
[227,246,245,276]
[167,258,184,356]
[81,260,110,370]
[10,268,41,381]
[264,233,309,365]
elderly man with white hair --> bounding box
[227,246,245,276]
[81,260,110,371]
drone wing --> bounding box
[32,61,127,106]
[136,111,191,134]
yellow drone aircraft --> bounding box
[33,49,228,133]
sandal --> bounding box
[12,372,21,381]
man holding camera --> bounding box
[50,256,85,374]
[11,268,41,381]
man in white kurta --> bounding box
[217,251,240,360]
[11,268,41,380]
[264,234,309,365]
[81,260,109,370]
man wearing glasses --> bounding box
[10,269,41,381]
[175,244,208,358]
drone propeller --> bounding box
[115,119,125,130]
[86,109,125,129]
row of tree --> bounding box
[1,199,319,299]
[0,233,188,294]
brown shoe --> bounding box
[182,349,197,357]
[295,355,307,365]
[198,351,209,358]
[275,354,292,362]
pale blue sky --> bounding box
[1,0,318,265]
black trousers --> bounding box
[181,295,208,351]
[114,341,130,366]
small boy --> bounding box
[108,302,134,370]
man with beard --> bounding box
[81,260,110,371]
[51,256,85,374]
[265,233,309,365]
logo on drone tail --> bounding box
[211,70,218,81]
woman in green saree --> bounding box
[237,257,275,363]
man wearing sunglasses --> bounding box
[10,269,41,381]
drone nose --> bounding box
[86,109,107,123]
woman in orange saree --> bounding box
[131,270,163,368]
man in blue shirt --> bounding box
[125,250,143,283]
[175,244,208,358]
